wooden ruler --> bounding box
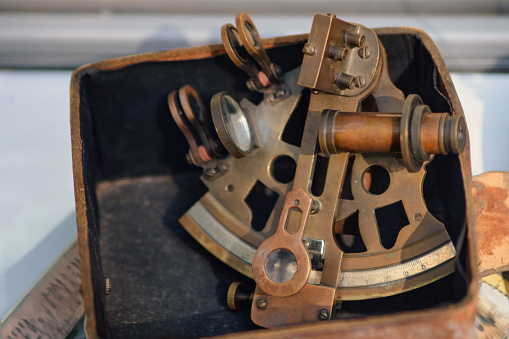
[477,273,509,338]
[1,240,84,339]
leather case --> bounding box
[71,28,477,338]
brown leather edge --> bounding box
[75,34,309,73]
[70,65,99,337]
[217,295,476,338]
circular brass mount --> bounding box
[211,91,254,158]
[400,94,466,172]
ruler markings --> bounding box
[1,241,84,339]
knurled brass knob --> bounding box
[227,282,253,311]
[227,282,241,310]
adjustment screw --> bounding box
[355,76,366,88]
[327,13,337,18]
[335,72,356,90]
[318,309,329,320]
[267,88,287,103]
[358,46,371,59]
[302,43,316,56]
[328,45,348,61]
[105,277,111,296]
[256,297,267,309]
[345,32,365,48]
[227,282,253,311]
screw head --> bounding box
[303,239,309,248]
[318,309,329,320]
[358,46,371,59]
[205,168,217,177]
[246,80,256,91]
[327,13,337,18]
[185,152,193,165]
[310,200,320,214]
[256,297,267,309]
[302,43,316,56]
[355,76,366,88]
[217,163,227,172]
[272,64,283,77]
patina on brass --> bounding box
[210,91,254,158]
[169,12,467,329]
[168,84,227,166]
[70,13,498,338]
[252,188,314,298]
[298,13,380,97]
[221,13,283,93]
[318,96,467,172]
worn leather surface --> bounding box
[473,172,509,277]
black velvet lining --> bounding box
[81,43,304,182]
[79,79,108,337]
[97,175,259,339]
[77,35,469,338]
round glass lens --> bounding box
[265,249,297,283]
[221,95,252,152]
